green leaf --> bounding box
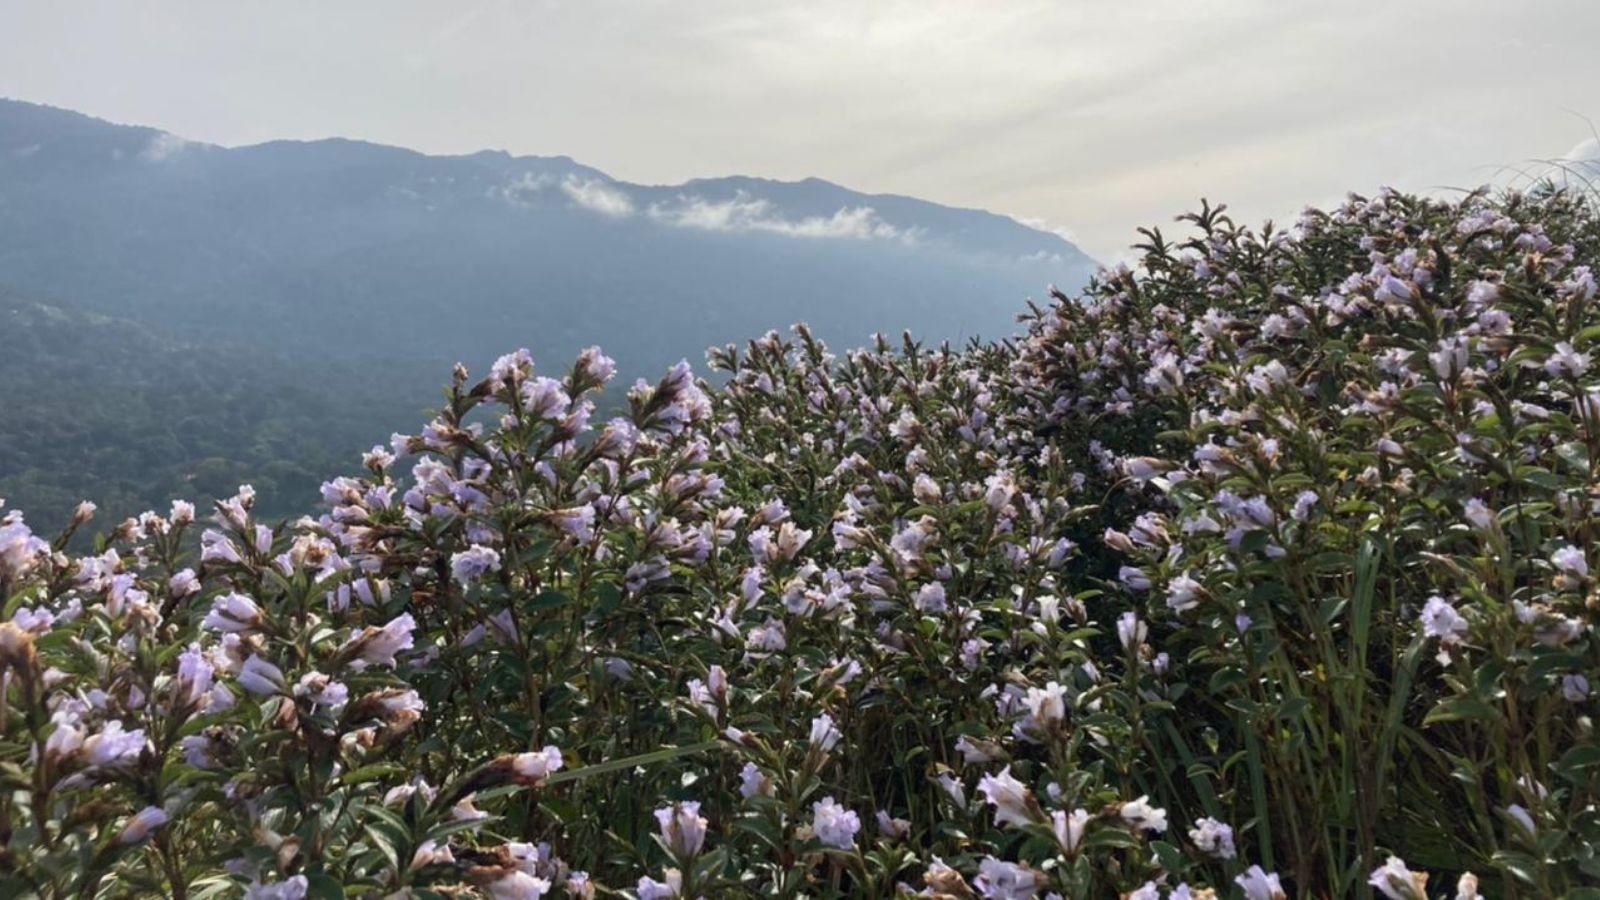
[304,874,346,900]
[543,741,720,787]
[527,591,573,611]
[1423,696,1499,726]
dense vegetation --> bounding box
[0,292,426,533]
[2,187,1598,899]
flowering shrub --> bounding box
[1,186,1598,898]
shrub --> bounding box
[0,186,1597,898]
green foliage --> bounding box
[0,292,423,534]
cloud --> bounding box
[1563,138,1600,164]
[499,175,919,242]
[503,172,638,218]
[1530,137,1600,193]
[140,132,191,162]
[497,171,555,205]
[560,176,635,218]
[647,191,916,243]
[1016,216,1082,247]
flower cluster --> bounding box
[1,186,1596,898]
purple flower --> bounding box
[653,800,707,858]
[349,613,416,668]
[451,544,502,584]
[238,654,286,696]
[202,592,263,633]
[810,796,860,849]
[83,720,147,769]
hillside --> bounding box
[0,290,418,531]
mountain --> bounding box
[0,98,1096,525]
[0,99,1094,369]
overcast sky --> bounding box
[2,0,1597,262]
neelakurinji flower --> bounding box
[810,796,861,849]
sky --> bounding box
[1,0,1597,263]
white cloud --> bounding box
[497,171,555,205]
[1016,216,1081,248]
[140,131,190,162]
[1527,137,1600,194]
[647,191,916,243]
[560,175,635,218]
[1563,138,1600,164]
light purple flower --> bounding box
[810,796,860,849]
[451,544,502,584]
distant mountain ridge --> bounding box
[0,100,1094,374]
[0,97,1096,525]
[0,99,1087,264]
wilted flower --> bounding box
[1368,856,1428,900]
[1022,681,1067,731]
[0,518,48,582]
[1462,498,1496,531]
[346,612,416,668]
[294,672,349,711]
[876,809,911,840]
[508,746,565,785]
[635,870,682,900]
[1546,341,1591,378]
[955,734,1005,765]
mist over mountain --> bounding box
[0,99,1093,370]
[0,98,1096,525]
